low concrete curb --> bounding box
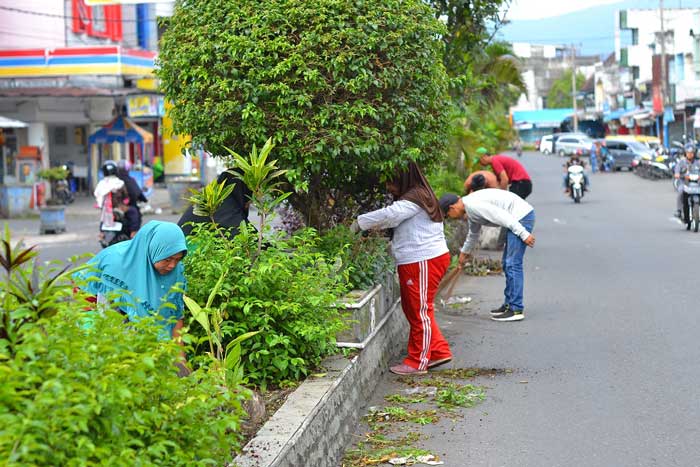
[234,300,408,467]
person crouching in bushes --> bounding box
[351,162,452,376]
[74,221,189,373]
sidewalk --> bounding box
[2,187,178,249]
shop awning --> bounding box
[621,108,653,120]
[511,108,574,129]
[603,108,627,122]
[88,116,153,145]
[0,116,28,128]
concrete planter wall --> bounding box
[234,272,407,467]
[0,185,33,218]
[336,271,400,348]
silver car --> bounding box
[555,135,594,157]
[605,139,655,171]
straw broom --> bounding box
[437,265,462,303]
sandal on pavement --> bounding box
[389,363,427,376]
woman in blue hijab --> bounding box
[75,220,188,339]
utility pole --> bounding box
[571,44,578,133]
[659,0,669,147]
[659,0,668,106]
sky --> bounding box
[503,0,621,21]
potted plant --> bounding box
[36,167,69,234]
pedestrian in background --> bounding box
[351,162,452,375]
[589,141,599,173]
[440,189,535,322]
[477,147,532,199]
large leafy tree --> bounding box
[157,0,451,229]
[547,70,586,109]
[425,0,524,179]
[429,0,512,78]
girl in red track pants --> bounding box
[397,252,452,371]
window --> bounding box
[54,127,67,145]
[559,138,575,143]
[632,66,640,80]
[90,6,108,37]
[631,29,639,46]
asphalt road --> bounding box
[343,151,699,466]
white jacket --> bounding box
[358,200,448,265]
[461,189,534,252]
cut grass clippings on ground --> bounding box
[341,367,502,466]
[462,257,503,276]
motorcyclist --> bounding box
[116,160,147,231]
[674,143,700,229]
[563,151,589,193]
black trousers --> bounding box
[683,192,691,224]
[509,179,532,199]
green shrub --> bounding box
[183,224,347,389]
[426,166,465,198]
[1,231,248,466]
[0,308,247,467]
[315,226,394,290]
[158,0,451,229]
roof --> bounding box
[0,115,27,128]
[512,108,573,128]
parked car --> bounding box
[539,134,554,154]
[540,132,588,155]
[605,139,655,171]
[605,134,661,152]
[555,135,594,157]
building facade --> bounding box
[0,0,191,208]
[616,7,700,142]
[511,42,599,112]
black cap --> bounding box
[439,193,460,215]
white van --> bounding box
[539,134,554,154]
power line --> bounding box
[0,5,161,23]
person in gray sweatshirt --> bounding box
[440,189,535,322]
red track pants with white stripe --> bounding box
[397,252,452,371]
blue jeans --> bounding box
[501,210,535,311]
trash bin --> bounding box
[167,177,201,214]
[39,205,66,234]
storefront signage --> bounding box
[85,0,163,4]
[127,95,164,118]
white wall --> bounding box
[0,0,65,49]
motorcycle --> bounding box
[685,169,700,230]
[97,188,131,248]
[685,167,700,232]
[567,164,585,203]
[54,178,74,204]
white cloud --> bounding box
[503,0,622,21]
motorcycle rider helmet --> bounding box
[101,160,118,177]
[685,143,695,155]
